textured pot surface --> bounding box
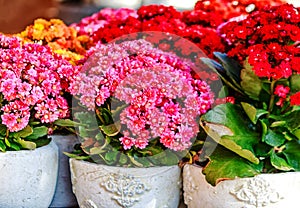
[70,158,182,208]
[50,134,79,208]
[0,140,58,208]
[183,164,300,208]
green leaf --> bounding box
[240,60,262,100]
[105,150,119,162]
[202,145,263,186]
[11,125,33,139]
[270,151,294,171]
[0,124,7,136]
[283,110,300,131]
[26,126,48,140]
[201,103,260,164]
[160,150,180,166]
[89,146,106,155]
[292,129,300,140]
[218,85,229,98]
[290,74,300,93]
[100,121,121,136]
[0,140,6,152]
[63,152,90,160]
[4,137,10,147]
[264,129,286,147]
[54,119,82,127]
[241,103,268,124]
[214,52,241,84]
[283,140,300,171]
[17,139,36,150]
[201,58,244,95]
[119,153,128,165]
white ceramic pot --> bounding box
[0,140,58,208]
[50,134,79,208]
[183,164,300,208]
[69,158,182,208]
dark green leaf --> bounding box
[290,74,300,93]
[202,145,263,186]
[270,151,294,171]
[100,122,121,136]
[218,86,229,98]
[0,124,7,136]
[54,119,82,127]
[0,140,6,152]
[119,153,128,165]
[26,126,48,140]
[214,52,241,84]
[240,59,262,100]
[11,126,33,139]
[64,152,90,160]
[283,140,300,171]
[105,150,118,162]
[201,103,260,164]
[201,58,244,95]
[264,129,286,147]
[241,103,268,124]
[283,110,300,131]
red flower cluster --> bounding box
[220,4,300,79]
[194,0,284,21]
[73,5,226,59]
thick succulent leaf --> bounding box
[270,151,294,171]
[201,103,260,164]
[241,102,268,124]
[26,126,48,140]
[264,129,286,147]
[283,140,300,171]
[100,121,121,136]
[202,145,263,186]
[0,124,7,136]
[290,74,300,93]
[11,125,33,139]
[240,59,262,100]
[283,110,300,131]
[201,58,244,94]
[213,52,241,84]
[54,119,82,127]
[17,138,36,150]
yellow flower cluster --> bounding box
[18,18,93,64]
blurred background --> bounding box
[0,0,198,34]
[1,0,299,34]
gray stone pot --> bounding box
[0,140,58,208]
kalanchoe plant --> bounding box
[200,3,300,186]
[18,18,94,65]
[67,37,214,167]
[0,34,76,151]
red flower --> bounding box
[290,92,300,106]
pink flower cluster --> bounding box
[70,39,213,151]
[71,8,138,36]
[0,35,74,132]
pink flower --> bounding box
[119,136,135,150]
[274,85,290,98]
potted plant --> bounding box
[183,3,300,208]
[62,31,215,208]
[0,34,75,208]
[15,18,95,207]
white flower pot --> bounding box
[50,134,79,208]
[69,158,182,208]
[183,164,300,208]
[0,140,58,208]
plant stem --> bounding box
[268,79,277,113]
